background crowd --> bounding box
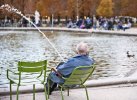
[0,16,137,31]
[67,16,136,31]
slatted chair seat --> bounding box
[8,73,48,85]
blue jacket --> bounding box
[49,55,94,84]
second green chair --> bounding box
[7,60,49,100]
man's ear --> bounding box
[72,48,78,54]
[75,50,78,54]
[86,51,89,55]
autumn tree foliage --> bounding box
[36,0,65,17]
[66,0,76,18]
[66,0,101,19]
[96,0,113,17]
[127,0,137,17]
[78,0,101,17]
[0,0,37,19]
[1,0,137,19]
[113,0,137,17]
[0,0,22,19]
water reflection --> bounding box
[0,31,137,87]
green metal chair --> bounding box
[58,65,96,100]
[7,60,49,100]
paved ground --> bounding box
[0,83,137,100]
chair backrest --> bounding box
[63,64,95,86]
[18,60,47,72]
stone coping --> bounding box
[0,77,137,96]
[0,27,137,36]
[85,77,137,87]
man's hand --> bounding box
[51,68,62,77]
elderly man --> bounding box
[46,42,94,95]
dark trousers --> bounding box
[46,62,64,95]
[46,78,57,95]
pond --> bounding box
[0,31,137,88]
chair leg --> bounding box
[33,84,35,100]
[82,85,89,100]
[44,84,48,100]
[16,85,19,100]
[47,80,50,99]
[60,86,64,100]
[67,88,69,96]
[10,81,12,100]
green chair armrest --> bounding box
[7,69,19,75]
[51,68,62,77]
[7,69,19,82]
[48,67,67,80]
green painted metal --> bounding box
[16,85,19,100]
[44,84,48,100]
[60,86,64,100]
[59,64,96,100]
[7,60,49,100]
[10,81,12,100]
[33,84,35,100]
[47,79,50,99]
[67,88,69,96]
[82,84,89,100]
[64,65,95,85]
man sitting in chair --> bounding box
[46,42,94,95]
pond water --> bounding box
[0,31,137,88]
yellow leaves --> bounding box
[96,0,113,17]
[36,0,65,17]
[36,0,46,16]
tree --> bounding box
[96,0,113,17]
[120,0,129,16]
[36,0,65,17]
[1,0,137,19]
[80,0,101,17]
[113,0,122,16]
[66,0,76,19]
[113,0,137,17]
[128,0,137,17]
[120,0,137,17]
[24,0,37,15]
